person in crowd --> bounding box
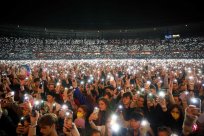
[119,91,135,121]
[90,129,102,136]
[38,113,59,136]
[74,105,88,135]
[46,83,62,104]
[44,91,61,114]
[116,112,154,136]
[157,126,172,136]
[89,97,111,136]
[165,104,184,135]
[0,59,204,136]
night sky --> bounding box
[0,0,204,29]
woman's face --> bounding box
[77,107,86,118]
[98,100,107,111]
[171,107,180,120]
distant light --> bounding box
[172,34,180,38]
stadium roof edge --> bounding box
[0,22,204,39]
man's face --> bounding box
[130,119,140,130]
[47,95,54,103]
[22,108,30,116]
[180,84,187,91]
[35,81,40,87]
[122,97,131,105]
[137,97,145,108]
[40,125,53,136]
[49,85,55,91]
[13,78,19,85]
[173,83,178,91]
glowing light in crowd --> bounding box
[146,81,151,85]
[34,100,40,105]
[158,91,165,98]
[11,91,15,96]
[141,119,148,126]
[62,104,68,110]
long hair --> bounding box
[95,97,110,126]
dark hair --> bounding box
[157,126,172,136]
[122,92,133,100]
[47,91,56,98]
[38,113,58,127]
[78,105,88,117]
[169,104,183,118]
[105,85,115,91]
[98,97,110,109]
[130,112,143,121]
[150,84,156,90]
[104,91,112,99]
[34,78,40,83]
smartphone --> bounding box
[117,86,122,91]
[179,91,189,100]
[188,97,201,111]
[32,109,37,117]
[93,107,99,114]
[117,105,123,112]
[19,117,25,126]
[65,110,73,125]
[147,93,154,101]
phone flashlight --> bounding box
[118,105,123,110]
[34,100,40,106]
[80,81,84,85]
[110,114,120,132]
[93,107,99,114]
[11,91,15,96]
[158,91,165,98]
[141,119,148,126]
[62,104,68,110]
[146,81,151,85]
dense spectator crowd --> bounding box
[0,36,204,59]
[0,59,204,136]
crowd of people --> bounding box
[0,59,204,136]
[0,36,204,59]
